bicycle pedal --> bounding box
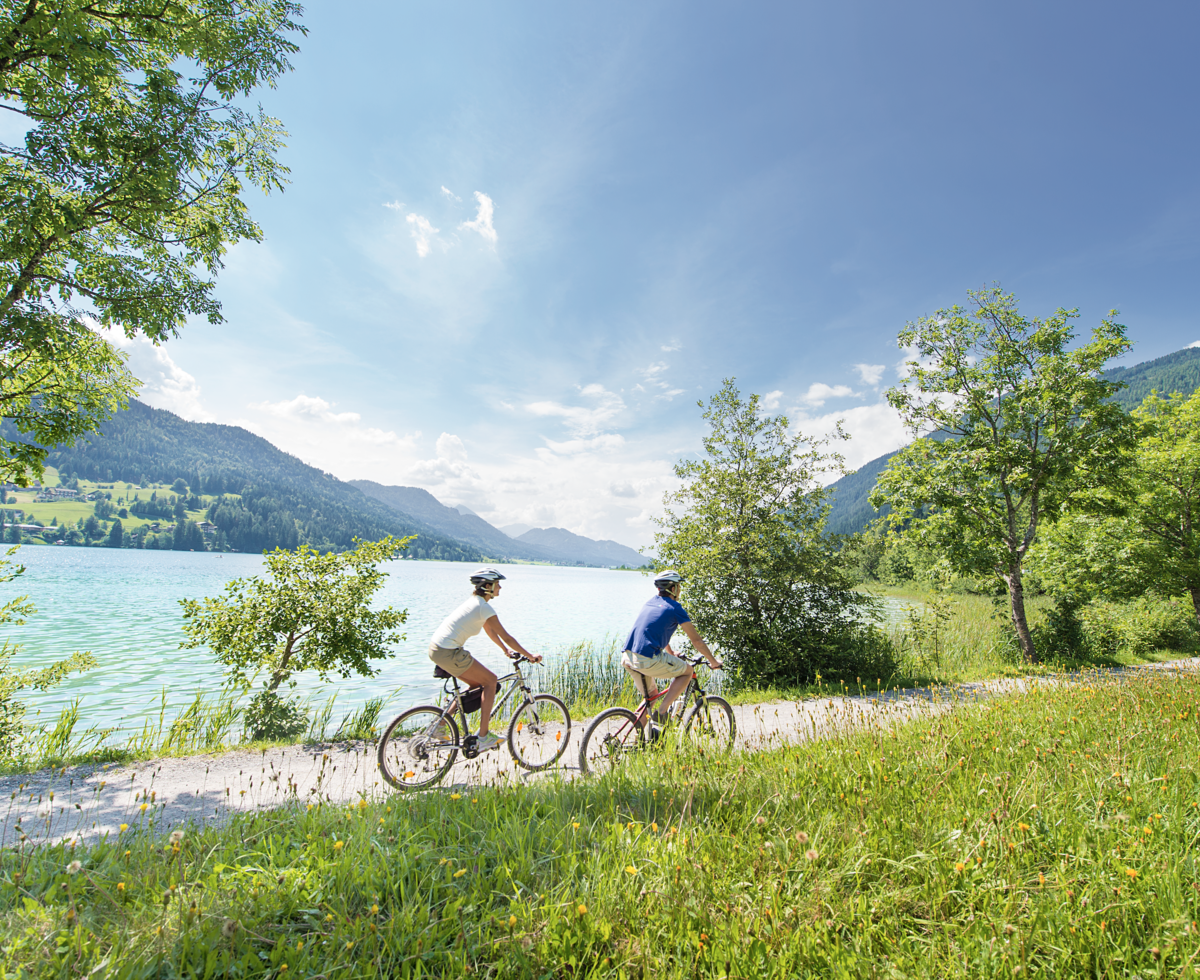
[462,735,479,759]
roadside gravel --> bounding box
[3,659,1195,849]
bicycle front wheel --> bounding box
[377,705,459,790]
[680,696,736,753]
[578,707,644,776]
[508,694,572,771]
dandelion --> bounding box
[279,965,288,973]
[508,914,517,927]
[454,868,467,878]
[806,849,819,861]
[169,830,185,843]
[652,822,659,833]
[955,862,965,872]
[578,904,587,915]
[139,803,147,813]
[333,841,344,851]
[450,793,462,800]
[1018,823,1030,831]
[755,816,766,826]
[117,882,125,892]
[221,918,240,938]
[66,860,82,875]
[370,904,379,914]
[572,822,580,830]
[345,941,353,951]
[297,940,304,951]
[326,914,334,922]
[472,798,478,804]
[119,824,128,832]
[625,865,638,875]
[1126,868,1139,879]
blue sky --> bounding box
[112,0,1200,547]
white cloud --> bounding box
[799,383,857,407]
[527,383,625,437]
[440,186,461,202]
[405,213,440,257]
[854,363,886,386]
[459,191,498,246]
[100,329,213,422]
[660,341,682,352]
[251,394,361,425]
[383,200,405,212]
[539,433,626,455]
[793,401,909,479]
[1190,340,1200,348]
[761,390,783,411]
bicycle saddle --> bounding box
[433,665,453,679]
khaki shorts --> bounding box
[429,643,476,678]
[621,649,690,698]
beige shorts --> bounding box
[429,643,476,678]
[621,649,690,697]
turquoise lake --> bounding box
[2,547,653,737]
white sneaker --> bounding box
[475,732,501,752]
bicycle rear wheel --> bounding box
[680,695,736,752]
[377,705,459,790]
[578,707,644,776]
[508,694,572,771]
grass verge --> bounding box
[4,668,1200,976]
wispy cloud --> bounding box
[459,191,498,246]
[383,200,405,212]
[761,390,783,411]
[252,394,361,425]
[99,327,213,422]
[661,340,682,352]
[405,213,440,257]
[854,363,886,386]
[799,383,856,407]
[527,383,625,437]
[440,185,461,202]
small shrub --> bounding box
[1079,595,1199,659]
[242,689,307,742]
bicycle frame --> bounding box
[437,656,536,741]
[624,658,709,736]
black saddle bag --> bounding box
[460,681,501,714]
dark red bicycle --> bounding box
[577,654,735,775]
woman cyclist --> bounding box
[621,569,722,732]
[428,566,541,752]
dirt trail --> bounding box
[2,660,1194,849]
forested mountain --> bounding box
[351,480,650,566]
[350,480,560,562]
[823,345,1200,536]
[514,527,647,567]
[10,402,482,559]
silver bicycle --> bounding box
[377,652,571,790]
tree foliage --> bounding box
[653,380,882,685]
[870,288,1134,662]
[0,0,304,482]
[179,536,410,697]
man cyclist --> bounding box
[621,569,722,733]
[429,566,541,752]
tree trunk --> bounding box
[1191,587,1200,632]
[1005,564,1038,663]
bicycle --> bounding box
[577,654,736,775]
[377,652,571,790]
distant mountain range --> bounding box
[10,402,649,565]
[350,480,649,567]
[824,345,1200,536]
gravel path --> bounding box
[3,659,1195,849]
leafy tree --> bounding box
[870,288,1134,662]
[82,514,101,540]
[653,380,881,684]
[180,536,411,734]
[0,547,94,753]
[172,479,188,495]
[1121,389,1200,627]
[105,518,123,548]
[0,0,305,484]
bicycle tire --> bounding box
[507,694,572,771]
[680,695,736,752]
[578,707,645,776]
[377,705,460,790]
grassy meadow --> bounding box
[3,668,1200,977]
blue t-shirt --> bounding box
[624,595,691,657]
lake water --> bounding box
[3,547,653,736]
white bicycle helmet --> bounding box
[653,569,683,589]
[469,566,507,587]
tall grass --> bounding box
[4,668,1200,976]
